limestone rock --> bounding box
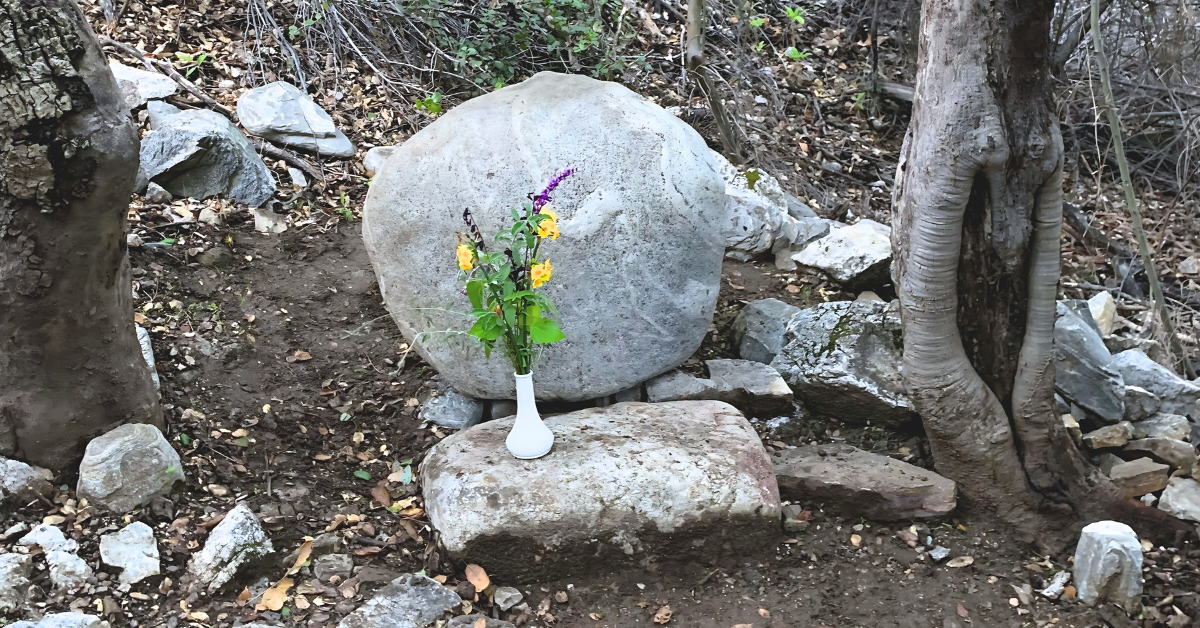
[1157,477,1200,523]
[1107,457,1170,498]
[1055,303,1125,423]
[363,146,395,177]
[1124,386,1162,422]
[19,523,77,553]
[1133,414,1192,441]
[77,423,184,513]
[1088,291,1117,336]
[140,102,275,206]
[1,456,53,503]
[237,82,355,158]
[187,503,274,592]
[714,153,789,260]
[422,401,780,580]
[108,60,177,109]
[419,387,484,430]
[643,370,717,403]
[313,554,354,582]
[1073,521,1143,613]
[143,181,172,204]
[792,219,892,289]
[1122,438,1197,475]
[493,586,523,611]
[7,613,111,628]
[731,298,801,365]
[705,359,793,417]
[363,72,727,401]
[0,553,31,611]
[771,216,834,271]
[1111,349,1200,417]
[770,300,916,427]
[100,522,160,584]
[772,444,956,520]
[46,550,92,591]
[335,573,460,628]
[1081,422,1134,449]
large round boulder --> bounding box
[363,72,727,401]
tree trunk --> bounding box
[892,0,1185,549]
[0,0,162,469]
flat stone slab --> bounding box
[772,444,956,520]
[422,401,780,581]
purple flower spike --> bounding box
[533,167,576,211]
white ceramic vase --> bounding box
[506,372,554,459]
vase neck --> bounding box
[514,373,536,407]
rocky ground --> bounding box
[2,0,1200,626]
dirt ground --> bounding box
[6,212,1195,628]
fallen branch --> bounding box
[1090,0,1195,378]
[98,36,237,122]
[249,138,323,183]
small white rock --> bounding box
[1088,291,1117,336]
[19,523,78,553]
[46,549,93,591]
[1158,477,1200,523]
[1073,520,1143,613]
[77,423,184,513]
[187,502,274,592]
[100,522,161,584]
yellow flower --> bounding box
[536,209,560,240]
[456,244,474,271]
[530,260,553,288]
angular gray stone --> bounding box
[420,387,484,430]
[1,456,53,503]
[1107,457,1170,498]
[1055,303,1125,423]
[705,359,793,417]
[363,146,395,177]
[770,300,916,427]
[792,219,892,289]
[108,60,177,109]
[643,370,717,403]
[100,522,160,584]
[772,444,956,520]
[1124,385,1162,422]
[1111,349,1200,417]
[237,82,355,158]
[1157,477,1200,523]
[449,616,516,628]
[363,72,727,402]
[773,217,840,270]
[77,423,184,513]
[8,613,111,628]
[1073,521,1143,613]
[731,298,801,365]
[1122,438,1197,475]
[493,586,523,611]
[422,401,780,580]
[46,550,92,591]
[1133,413,1192,441]
[1081,421,1134,449]
[336,573,460,628]
[313,553,354,582]
[0,553,31,611]
[929,546,951,563]
[187,502,274,592]
[714,153,789,260]
[488,400,517,420]
[140,102,275,206]
[784,192,817,218]
[143,182,172,204]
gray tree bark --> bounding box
[892,0,1184,548]
[0,0,162,469]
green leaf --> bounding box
[468,315,504,341]
[745,169,762,190]
[178,433,192,446]
[529,318,565,344]
[466,280,484,310]
[340,412,352,421]
[232,436,251,447]
[353,469,372,481]
[400,465,413,485]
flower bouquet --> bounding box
[455,168,574,459]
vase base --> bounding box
[506,442,553,460]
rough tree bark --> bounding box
[891,0,1185,549]
[0,0,162,469]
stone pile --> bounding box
[237,82,355,158]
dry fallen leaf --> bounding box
[371,484,392,508]
[758,608,771,618]
[946,556,975,568]
[555,590,569,603]
[42,515,66,525]
[850,534,862,547]
[653,605,672,624]
[236,587,252,607]
[286,350,313,363]
[735,625,754,628]
[256,577,293,611]
[474,619,486,628]
[465,564,491,592]
[294,595,311,610]
[956,603,969,618]
[314,453,333,461]
[1063,585,1077,599]
[287,540,313,576]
